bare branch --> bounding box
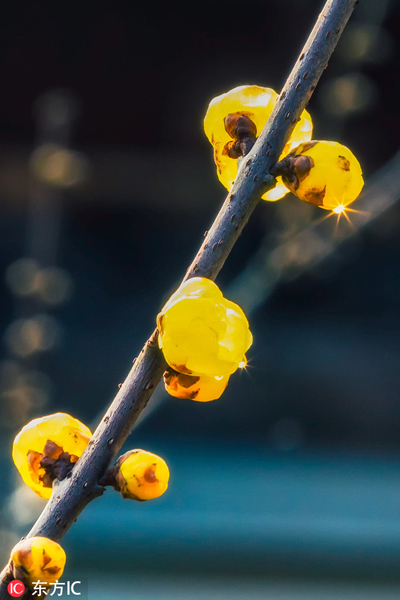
[0,0,357,592]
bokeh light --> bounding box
[30,143,88,188]
[6,259,73,306]
[4,315,62,357]
[319,73,379,117]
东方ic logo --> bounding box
[7,580,25,597]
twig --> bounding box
[0,0,357,593]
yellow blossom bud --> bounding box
[11,536,66,587]
[164,368,229,402]
[157,277,253,377]
[272,140,364,210]
[204,84,313,202]
[115,449,169,501]
[12,413,92,499]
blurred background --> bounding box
[1,0,400,597]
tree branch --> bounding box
[0,0,357,593]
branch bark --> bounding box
[0,0,357,593]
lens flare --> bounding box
[333,204,345,214]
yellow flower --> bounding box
[115,449,170,501]
[164,368,229,402]
[272,140,364,210]
[157,278,253,377]
[204,84,313,201]
[12,413,92,499]
[11,536,66,587]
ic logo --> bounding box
[7,580,25,597]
